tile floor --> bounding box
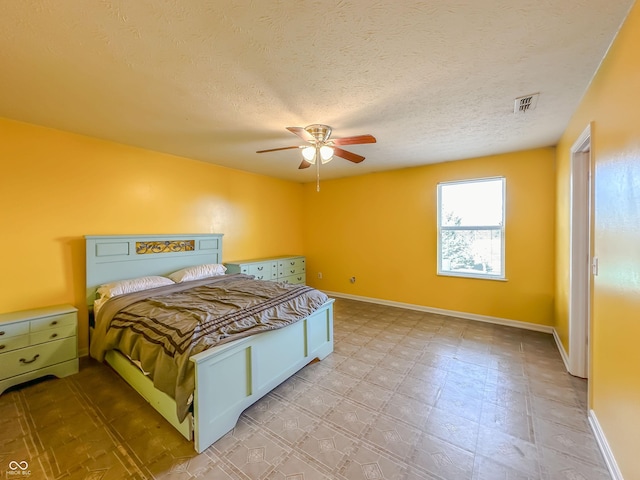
[0,298,610,479]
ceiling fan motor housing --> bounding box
[304,124,332,143]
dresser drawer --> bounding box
[279,274,306,285]
[30,323,76,345]
[278,258,305,269]
[278,265,306,277]
[0,322,30,339]
[3,337,77,379]
[30,312,76,332]
[0,334,29,354]
[248,262,277,280]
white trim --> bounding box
[552,328,571,372]
[323,291,553,334]
[437,177,506,280]
[568,124,592,378]
[589,409,624,480]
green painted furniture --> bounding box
[225,255,306,284]
[0,304,78,395]
[85,235,331,453]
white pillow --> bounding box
[94,275,175,315]
[96,275,175,301]
[168,263,227,283]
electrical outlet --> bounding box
[317,272,323,279]
[350,276,356,283]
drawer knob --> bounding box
[50,333,58,339]
[0,345,5,350]
[258,266,263,271]
[19,354,40,365]
[51,320,58,326]
[0,331,4,336]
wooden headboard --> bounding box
[85,234,223,305]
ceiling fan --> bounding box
[256,124,376,190]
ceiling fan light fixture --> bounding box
[320,145,334,163]
[256,125,376,191]
[301,146,316,163]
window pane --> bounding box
[441,229,503,275]
[441,179,504,226]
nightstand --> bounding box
[0,304,79,395]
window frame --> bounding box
[437,177,506,280]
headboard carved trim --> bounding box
[136,240,195,254]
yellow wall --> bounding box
[5,7,637,469]
[0,117,305,355]
[556,1,640,477]
[303,148,556,326]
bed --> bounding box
[86,234,334,453]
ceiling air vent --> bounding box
[514,93,539,113]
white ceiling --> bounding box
[0,1,634,182]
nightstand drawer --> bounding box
[0,322,30,339]
[3,337,77,379]
[0,334,29,354]
[30,323,76,345]
[30,312,76,332]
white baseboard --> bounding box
[552,328,571,372]
[589,409,624,480]
[323,291,554,334]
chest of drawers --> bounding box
[0,304,79,395]
[225,255,306,285]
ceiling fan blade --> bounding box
[298,160,312,169]
[256,145,300,153]
[331,134,376,146]
[286,126,315,142]
[333,147,365,163]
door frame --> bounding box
[568,123,592,378]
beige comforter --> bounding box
[90,274,329,421]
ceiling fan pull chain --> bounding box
[316,149,321,192]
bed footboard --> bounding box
[190,299,334,452]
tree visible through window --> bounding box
[437,178,505,279]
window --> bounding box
[437,177,505,279]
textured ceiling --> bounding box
[0,1,634,182]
